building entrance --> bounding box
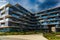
[48,25,56,32]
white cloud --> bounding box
[56,3,60,7]
[55,0,60,7]
[19,0,34,11]
[0,0,7,2]
[38,0,45,3]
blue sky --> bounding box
[0,0,60,13]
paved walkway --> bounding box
[0,34,48,40]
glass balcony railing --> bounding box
[48,18,58,20]
[1,25,4,27]
[41,16,47,18]
[1,7,9,14]
[49,14,59,17]
[48,10,60,13]
[42,22,59,25]
[0,20,4,22]
[43,27,48,29]
[11,14,20,19]
[1,9,5,13]
[0,18,9,22]
[42,23,48,25]
[1,14,6,17]
[49,22,59,24]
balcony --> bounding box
[39,20,45,22]
[56,26,60,28]
[1,25,5,27]
[0,20,5,22]
[48,18,59,21]
[48,14,59,18]
[1,14,9,18]
[1,9,5,13]
[38,10,60,15]
[8,19,20,23]
[11,14,20,19]
[14,6,31,16]
[43,26,48,29]
[9,26,19,27]
[0,18,9,23]
[41,16,47,18]
[42,23,48,25]
[48,10,60,14]
[1,7,9,14]
[49,22,59,24]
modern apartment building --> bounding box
[0,3,40,32]
[0,1,60,32]
[37,7,60,32]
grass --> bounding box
[0,31,42,35]
[43,32,60,40]
[0,31,60,40]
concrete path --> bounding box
[0,34,48,40]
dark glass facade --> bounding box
[37,7,60,32]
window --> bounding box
[41,15,47,18]
[1,23,5,27]
[17,12,23,15]
[10,8,13,11]
[1,12,5,15]
[5,18,9,21]
[11,14,19,18]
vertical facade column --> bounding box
[4,7,6,27]
[0,22,1,27]
[5,7,9,27]
[0,11,1,27]
[6,7,9,15]
[0,10,1,18]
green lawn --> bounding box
[43,32,60,40]
[0,31,60,40]
[0,31,42,35]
